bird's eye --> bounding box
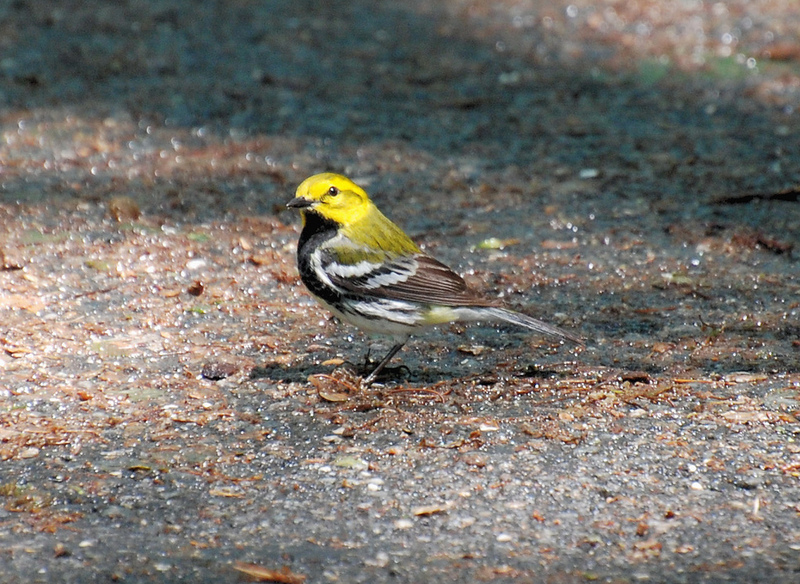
[327,186,339,196]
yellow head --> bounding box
[287,173,373,226]
[288,173,420,256]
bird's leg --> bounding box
[362,346,372,373]
[362,342,405,386]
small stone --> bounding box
[460,452,488,468]
[732,471,765,490]
[185,258,206,270]
[186,281,204,296]
[201,360,238,380]
[365,551,389,568]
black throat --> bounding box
[295,210,343,306]
[297,210,338,253]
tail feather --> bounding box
[480,306,584,346]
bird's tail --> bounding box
[477,306,584,345]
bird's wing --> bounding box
[323,251,494,306]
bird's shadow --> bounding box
[249,341,587,387]
[249,361,317,384]
[248,358,414,386]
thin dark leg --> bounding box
[362,342,405,386]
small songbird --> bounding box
[287,173,582,385]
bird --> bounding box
[286,173,582,385]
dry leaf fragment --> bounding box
[317,391,350,402]
[460,452,488,468]
[457,344,485,356]
[210,488,246,498]
[725,373,768,384]
[633,539,662,552]
[759,41,800,61]
[108,196,141,222]
[412,502,452,516]
[309,374,359,400]
[1,248,23,270]
[0,294,45,312]
[0,428,19,441]
[721,411,772,423]
[4,345,31,357]
[650,342,674,354]
[247,254,274,266]
[232,562,306,583]
[621,371,653,384]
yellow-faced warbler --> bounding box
[287,173,582,385]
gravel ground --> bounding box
[1,1,799,583]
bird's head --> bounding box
[288,173,372,226]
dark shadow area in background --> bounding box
[2,0,799,218]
